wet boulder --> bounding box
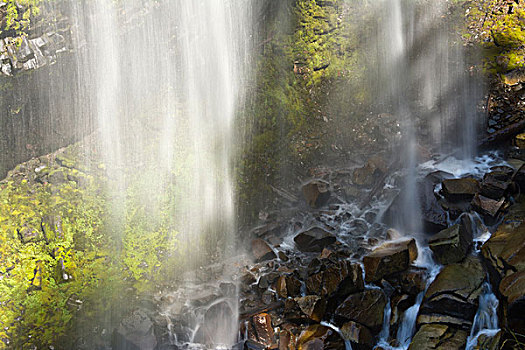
[480,171,512,200]
[352,156,387,187]
[296,324,345,350]
[284,296,326,322]
[112,309,157,350]
[251,239,277,262]
[302,180,331,208]
[294,227,336,253]
[502,68,525,85]
[471,194,506,219]
[408,324,468,350]
[481,214,525,333]
[441,178,480,202]
[276,275,302,299]
[306,260,364,297]
[385,267,427,296]
[335,289,388,331]
[246,313,275,348]
[340,321,374,350]
[362,238,418,283]
[418,256,484,327]
[428,223,472,265]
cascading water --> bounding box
[369,0,485,347]
[465,282,500,350]
[67,0,254,347]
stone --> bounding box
[471,194,505,218]
[302,180,331,208]
[18,225,40,243]
[294,296,326,322]
[352,156,386,186]
[251,239,277,262]
[408,324,468,350]
[335,289,388,330]
[516,133,525,149]
[419,256,484,325]
[296,324,345,350]
[480,173,510,200]
[340,321,374,349]
[306,260,364,297]
[251,313,274,347]
[481,214,525,333]
[279,329,295,350]
[471,330,501,350]
[441,178,480,202]
[243,339,266,350]
[294,227,336,253]
[385,268,427,296]
[276,275,302,299]
[502,68,525,86]
[428,224,472,265]
[112,310,157,350]
[363,238,418,283]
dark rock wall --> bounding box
[0,52,93,179]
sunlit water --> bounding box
[68,0,255,346]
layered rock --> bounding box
[294,226,336,253]
[418,256,485,327]
[481,199,525,334]
[428,223,472,265]
[363,238,418,283]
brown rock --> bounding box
[408,324,468,350]
[306,260,364,297]
[335,289,387,330]
[294,296,326,322]
[251,239,277,262]
[276,275,302,299]
[294,227,336,253]
[363,238,418,283]
[471,194,506,218]
[419,256,484,324]
[516,133,525,149]
[481,213,525,332]
[481,172,511,200]
[502,68,525,86]
[279,329,294,350]
[296,324,344,350]
[340,321,374,349]
[251,313,274,347]
[352,156,387,186]
[302,180,331,208]
[428,224,472,265]
[441,178,480,202]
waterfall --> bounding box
[67,0,254,346]
[465,282,500,350]
[371,0,483,234]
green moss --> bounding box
[464,0,525,75]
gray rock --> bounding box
[112,310,157,350]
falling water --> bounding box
[465,282,500,350]
[66,0,254,346]
[372,0,483,234]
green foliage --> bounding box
[0,148,113,348]
[236,0,366,219]
[465,0,525,73]
[121,170,179,293]
[1,0,41,36]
